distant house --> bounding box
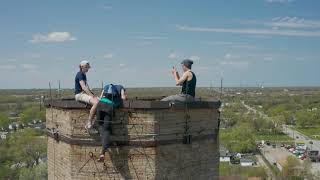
[8,123,23,131]
[9,112,19,117]
[34,123,45,129]
[220,146,231,162]
[240,158,255,167]
[9,112,20,120]
[0,133,7,139]
[8,124,14,130]
[10,162,27,169]
[32,119,42,124]
[38,156,48,164]
[15,123,21,129]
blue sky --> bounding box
[0,0,320,88]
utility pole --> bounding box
[210,80,213,97]
[58,80,61,98]
[49,82,52,101]
[220,77,223,100]
[39,95,42,111]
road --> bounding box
[284,126,320,175]
[241,101,274,123]
[242,100,320,151]
[242,101,320,175]
[256,154,275,180]
[284,126,320,151]
[260,145,294,170]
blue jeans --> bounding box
[95,102,113,154]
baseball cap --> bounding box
[181,59,193,66]
[80,60,91,68]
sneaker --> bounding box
[87,127,99,135]
[97,154,105,162]
[85,121,99,135]
[85,121,92,131]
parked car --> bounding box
[300,154,307,160]
[266,141,271,146]
[289,148,295,152]
[230,157,240,164]
[308,151,320,162]
[286,145,294,150]
[257,144,264,149]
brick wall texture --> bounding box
[46,107,220,180]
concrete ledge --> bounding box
[44,98,221,110]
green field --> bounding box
[219,162,267,178]
[294,127,320,140]
[255,134,294,142]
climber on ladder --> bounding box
[91,83,127,162]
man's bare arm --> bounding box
[121,89,127,100]
[100,90,104,98]
[172,67,182,85]
[79,80,94,96]
[175,72,188,86]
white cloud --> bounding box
[19,64,39,74]
[266,0,294,3]
[217,53,251,70]
[168,52,178,59]
[266,17,320,29]
[103,53,114,59]
[0,64,16,70]
[189,56,200,61]
[136,41,153,46]
[21,64,38,71]
[263,57,274,62]
[202,41,258,49]
[119,63,126,67]
[224,53,239,59]
[30,32,77,43]
[31,54,41,59]
[220,60,250,70]
[101,5,112,10]
[220,61,248,66]
[134,36,165,40]
[133,35,166,47]
[177,25,320,37]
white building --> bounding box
[0,133,7,139]
[240,158,254,167]
[219,146,231,162]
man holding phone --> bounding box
[161,59,197,102]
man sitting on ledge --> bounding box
[74,60,99,131]
[161,59,197,102]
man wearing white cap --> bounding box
[75,60,99,130]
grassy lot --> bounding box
[293,127,320,140]
[220,128,294,143]
[219,162,267,178]
[255,133,294,142]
